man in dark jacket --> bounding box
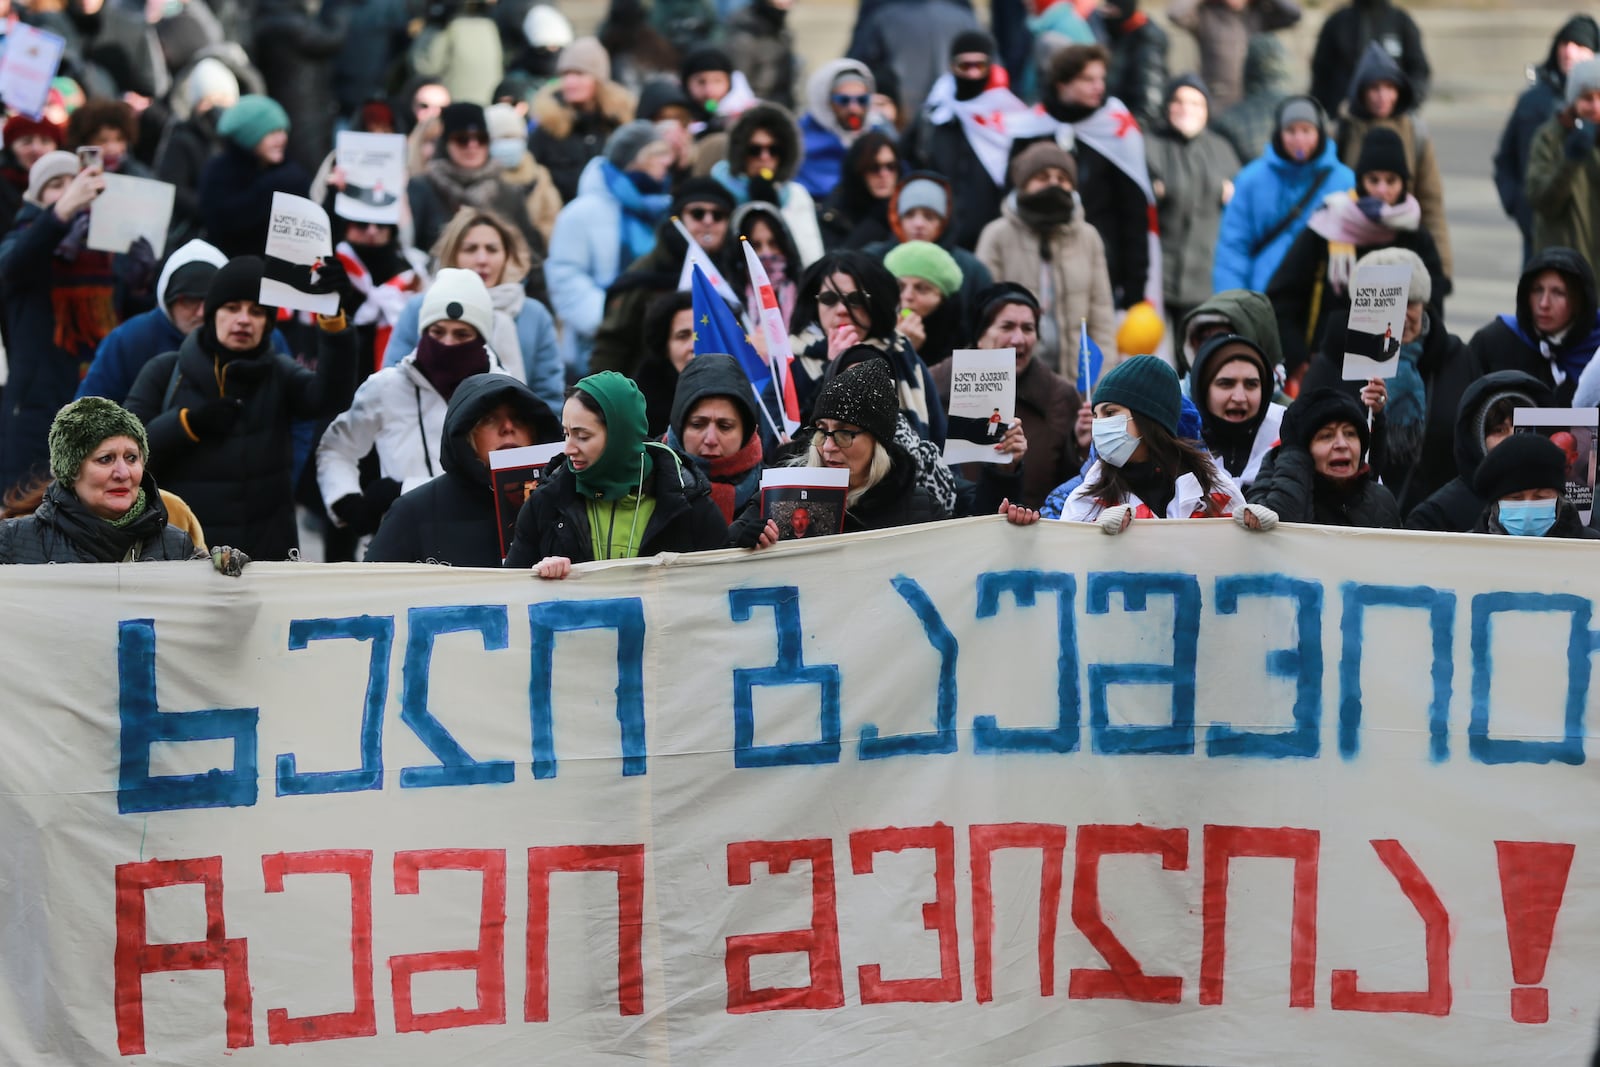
[125,256,359,560]
[1406,371,1554,533]
[251,0,345,172]
[1494,17,1600,264]
[1468,246,1600,405]
[1101,0,1169,132]
[367,372,561,565]
[1309,0,1430,119]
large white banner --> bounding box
[0,520,1597,1065]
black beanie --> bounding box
[1474,433,1569,499]
[814,357,898,447]
[681,46,734,81]
[1557,16,1600,55]
[440,102,487,138]
[638,75,691,121]
[1288,387,1371,457]
[950,30,997,59]
[974,282,1040,336]
[165,260,218,306]
[1356,126,1410,183]
[671,176,735,216]
[205,256,268,322]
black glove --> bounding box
[331,492,376,534]
[313,255,358,313]
[366,476,403,513]
[185,398,243,440]
[1565,119,1599,161]
[120,235,157,294]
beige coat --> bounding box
[975,193,1116,385]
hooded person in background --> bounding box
[796,59,889,199]
[1336,41,1452,279]
[816,131,903,251]
[1309,0,1430,118]
[1147,74,1240,340]
[408,102,548,258]
[77,240,228,405]
[708,102,826,266]
[1167,0,1300,112]
[1494,17,1598,264]
[679,46,757,141]
[1482,247,1600,406]
[1176,287,1284,387]
[665,353,767,523]
[1526,57,1600,269]
[365,372,561,565]
[1246,385,1399,528]
[529,37,637,204]
[1189,333,1283,491]
[1214,94,1353,293]
[123,256,359,560]
[862,172,993,323]
[484,102,562,250]
[1407,371,1554,533]
[198,94,311,259]
[1209,33,1292,164]
[1472,431,1600,540]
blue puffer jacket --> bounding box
[1213,124,1353,293]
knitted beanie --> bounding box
[1475,433,1568,500]
[884,241,963,297]
[1277,96,1322,133]
[1288,387,1371,457]
[523,3,574,48]
[557,36,611,81]
[440,102,488,139]
[1568,56,1600,105]
[49,397,148,485]
[1355,126,1410,182]
[419,268,495,341]
[25,150,78,206]
[813,357,898,446]
[484,103,525,142]
[680,46,734,81]
[1009,141,1077,189]
[2,112,63,148]
[186,57,240,111]
[1356,246,1431,305]
[671,176,736,215]
[1092,355,1181,435]
[949,29,997,59]
[896,177,948,219]
[606,120,664,169]
[205,256,269,322]
[217,94,290,151]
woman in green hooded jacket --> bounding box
[504,370,729,577]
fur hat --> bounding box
[419,268,495,341]
[813,357,898,446]
[1475,432,1569,499]
[1009,141,1077,190]
[1093,355,1182,435]
[24,150,78,206]
[48,397,148,485]
[557,36,610,81]
[884,241,963,297]
[217,94,289,150]
[1356,246,1431,305]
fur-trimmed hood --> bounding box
[529,79,636,141]
[726,102,803,185]
[803,58,875,139]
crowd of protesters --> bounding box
[0,0,1598,579]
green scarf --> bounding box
[573,371,654,501]
[106,489,149,528]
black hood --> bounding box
[440,373,562,487]
[1347,41,1414,118]
[1450,370,1554,481]
[670,352,758,445]
[1516,246,1599,343]
[1542,16,1600,83]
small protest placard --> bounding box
[87,175,174,257]
[759,467,849,539]
[333,132,406,225]
[261,192,340,315]
[0,24,65,119]
[490,443,564,559]
[1514,407,1600,524]
[942,348,1015,464]
[1342,264,1411,380]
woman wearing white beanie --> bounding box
[315,267,511,537]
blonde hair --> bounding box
[798,435,893,508]
[431,207,530,287]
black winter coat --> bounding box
[1309,0,1430,118]
[198,144,312,260]
[251,0,345,172]
[1246,446,1400,528]
[1106,17,1169,132]
[902,115,1003,252]
[0,479,196,564]
[154,112,222,247]
[1465,247,1600,406]
[1076,138,1150,310]
[367,373,561,567]
[1475,498,1600,540]
[726,443,939,545]
[124,325,358,560]
[503,443,728,568]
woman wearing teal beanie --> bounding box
[504,370,729,576]
[198,94,310,258]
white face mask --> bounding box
[1092,413,1141,468]
[489,139,525,168]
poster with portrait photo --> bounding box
[1513,407,1599,523]
[942,348,1016,464]
[490,442,564,559]
[1342,264,1411,380]
[759,467,849,539]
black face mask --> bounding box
[1018,185,1075,216]
[954,75,987,101]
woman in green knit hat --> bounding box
[886,239,967,368]
[504,370,729,577]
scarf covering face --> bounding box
[573,370,655,501]
[413,332,490,402]
[599,160,673,265]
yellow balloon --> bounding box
[1116,301,1165,356]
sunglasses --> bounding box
[831,93,871,109]
[813,426,862,448]
[346,219,389,230]
[864,160,899,176]
[816,289,870,310]
[685,206,727,223]
[748,141,780,159]
[448,131,488,146]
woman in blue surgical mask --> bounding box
[1002,355,1277,534]
[1472,432,1600,540]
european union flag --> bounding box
[691,264,780,439]
[1077,319,1103,398]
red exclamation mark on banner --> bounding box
[1494,841,1576,1024]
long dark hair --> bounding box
[794,251,899,340]
[1083,413,1229,515]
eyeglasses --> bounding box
[816,289,870,310]
[813,426,862,448]
[864,161,899,176]
[685,206,727,223]
[831,93,871,109]
[748,141,780,159]
[448,131,488,146]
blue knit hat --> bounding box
[1093,355,1181,435]
[217,95,290,151]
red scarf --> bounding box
[704,432,765,523]
[51,248,117,369]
